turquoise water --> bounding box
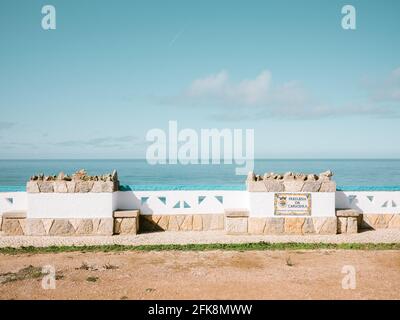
[0,159,399,191]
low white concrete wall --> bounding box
[336,191,400,214]
[27,193,117,218]
[0,192,27,214]
[0,190,399,218]
[248,192,335,217]
[116,190,247,215]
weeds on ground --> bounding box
[86,276,99,282]
[0,265,43,284]
[76,262,92,271]
[0,242,399,255]
[285,256,294,267]
[103,263,119,270]
[76,262,118,271]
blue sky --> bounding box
[0,0,399,159]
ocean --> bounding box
[0,159,399,190]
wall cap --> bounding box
[113,210,140,218]
[225,209,249,217]
[2,211,27,219]
[336,209,361,217]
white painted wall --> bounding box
[27,193,117,218]
[116,190,247,215]
[0,190,399,218]
[248,192,336,217]
[0,192,27,213]
[336,191,400,214]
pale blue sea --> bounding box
[0,159,399,191]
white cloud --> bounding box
[185,69,308,109]
[372,67,400,102]
[180,70,342,119]
[187,70,229,98]
[233,70,272,105]
[186,70,274,106]
[165,69,400,120]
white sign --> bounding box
[274,193,311,216]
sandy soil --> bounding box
[0,250,399,300]
[1,229,400,248]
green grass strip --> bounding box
[0,242,399,255]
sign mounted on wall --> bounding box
[274,193,311,216]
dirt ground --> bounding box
[0,250,399,300]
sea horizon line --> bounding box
[0,158,400,161]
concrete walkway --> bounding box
[1,229,400,248]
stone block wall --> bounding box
[140,214,225,232]
[1,217,113,236]
[246,170,336,192]
[225,209,249,235]
[224,206,337,235]
[361,214,400,229]
[26,169,119,193]
[337,217,358,234]
[113,210,139,235]
[336,209,360,234]
[247,217,337,235]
